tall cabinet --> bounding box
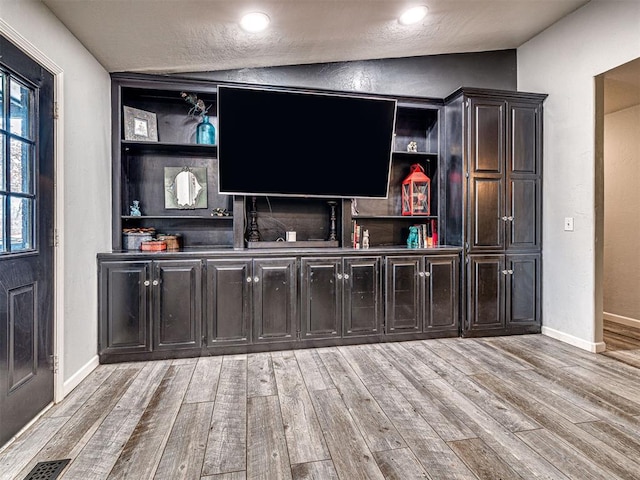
[444,88,546,337]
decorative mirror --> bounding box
[164,166,208,209]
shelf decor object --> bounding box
[181,91,215,145]
[123,106,158,141]
[164,167,208,209]
[196,115,216,145]
[129,200,142,216]
[401,163,431,216]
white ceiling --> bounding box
[41,0,591,74]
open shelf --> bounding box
[122,140,217,157]
[246,240,340,249]
[122,215,231,220]
[392,151,438,159]
[353,215,438,220]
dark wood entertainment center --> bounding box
[98,72,546,363]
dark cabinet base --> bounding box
[464,253,541,337]
[98,247,463,364]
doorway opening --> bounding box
[596,57,640,362]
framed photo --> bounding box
[123,106,158,141]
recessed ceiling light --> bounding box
[240,12,270,32]
[399,5,428,25]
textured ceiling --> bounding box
[40,0,590,74]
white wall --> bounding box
[603,104,640,321]
[518,0,640,349]
[1,1,111,387]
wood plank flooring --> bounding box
[3,334,640,479]
[603,319,640,369]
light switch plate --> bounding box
[564,217,574,231]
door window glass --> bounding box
[0,71,36,253]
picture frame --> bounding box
[123,106,158,141]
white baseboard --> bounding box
[603,312,640,329]
[541,326,606,353]
[62,355,99,398]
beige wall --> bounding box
[603,104,640,321]
[1,0,112,389]
[518,0,640,349]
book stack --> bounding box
[351,220,370,249]
[409,220,438,248]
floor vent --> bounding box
[23,459,70,480]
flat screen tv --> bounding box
[217,85,397,199]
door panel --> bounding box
[99,261,150,354]
[300,257,341,339]
[8,283,36,392]
[253,258,297,342]
[343,256,381,336]
[508,178,540,250]
[507,255,540,326]
[385,257,422,334]
[509,103,539,175]
[470,99,504,174]
[467,255,504,332]
[425,256,459,330]
[206,259,251,346]
[470,177,503,250]
[154,260,202,350]
[1,34,55,446]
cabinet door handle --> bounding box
[343,273,350,280]
[424,271,431,277]
[152,279,159,286]
[253,276,260,283]
[507,216,514,222]
[337,273,343,280]
[508,269,514,275]
[418,271,425,278]
[143,280,150,287]
[501,216,508,221]
[502,270,509,275]
[246,277,252,283]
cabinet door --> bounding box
[253,258,297,343]
[468,98,505,175]
[300,257,342,340]
[99,261,151,355]
[385,256,422,334]
[424,255,459,332]
[506,102,542,251]
[206,259,251,346]
[343,256,382,337]
[153,260,202,350]
[506,254,541,328]
[467,98,507,252]
[469,176,504,251]
[466,255,505,333]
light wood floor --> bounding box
[603,320,640,370]
[3,334,640,480]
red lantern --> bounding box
[401,164,430,216]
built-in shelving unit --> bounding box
[344,100,442,248]
[112,76,236,249]
[111,74,448,251]
[100,72,545,364]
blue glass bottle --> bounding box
[196,115,216,145]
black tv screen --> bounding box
[217,85,397,198]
